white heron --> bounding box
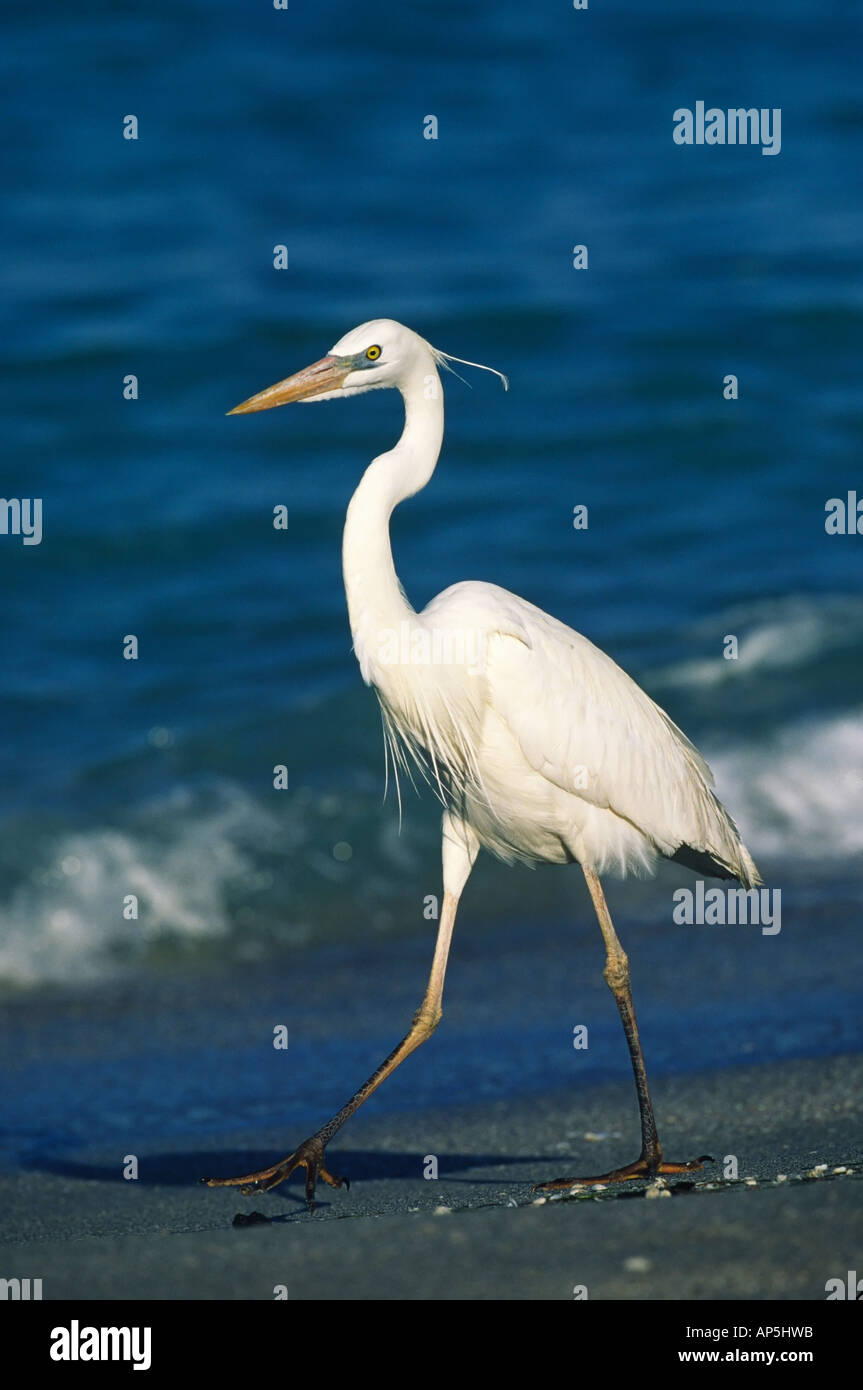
[206,318,760,1207]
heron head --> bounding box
[228,320,508,415]
[227,319,427,414]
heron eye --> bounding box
[365,345,381,361]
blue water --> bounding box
[1,0,862,989]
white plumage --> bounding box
[207,317,760,1204]
[328,318,759,889]
[377,577,759,884]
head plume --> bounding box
[430,345,509,392]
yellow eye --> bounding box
[366,345,381,360]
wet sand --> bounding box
[0,911,860,1299]
[0,1056,860,1299]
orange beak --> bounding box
[227,355,351,414]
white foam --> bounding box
[709,712,863,861]
[0,707,858,988]
[0,783,282,988]
[651,594,863,689]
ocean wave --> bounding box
[0,709,859,989]
[0,779,426,990]
[650,594,863,690]
[0,784,279,989]
[710,712,863,862]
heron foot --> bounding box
[534,1153,713,1193]
[203,1133,349,1210]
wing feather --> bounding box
[425,581,760,885]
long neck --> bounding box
[342,355,444,683]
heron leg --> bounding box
[204,815,479,1208]
[535,865,711,1192]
